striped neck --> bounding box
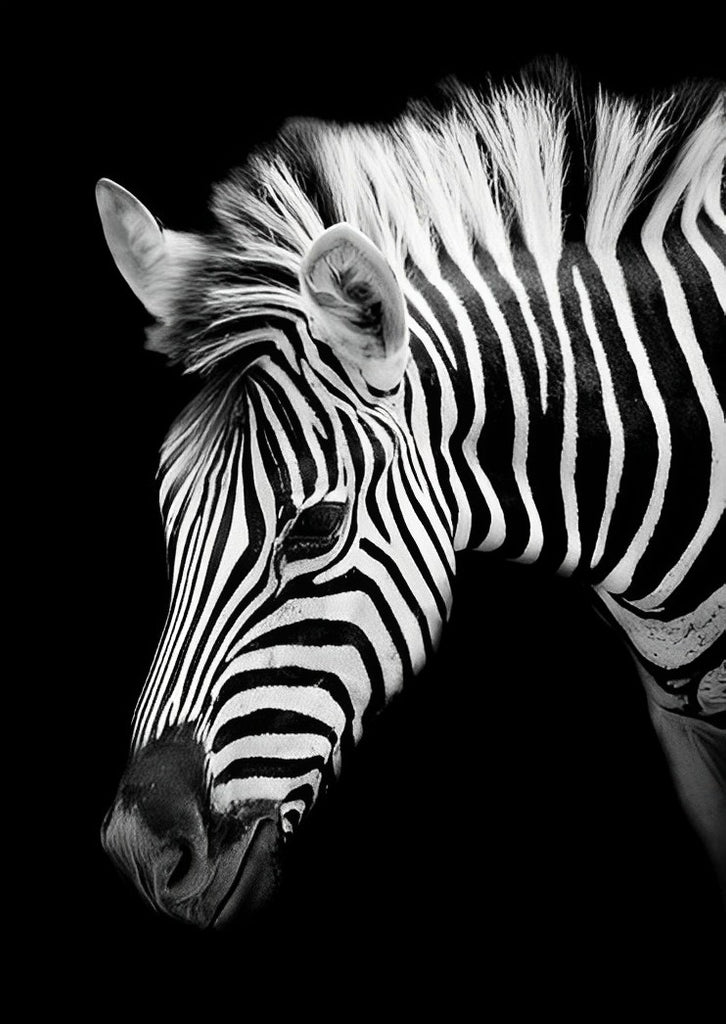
[407,216,724,607]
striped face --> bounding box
[138,337,454,819]
[103,334,455,926]
[97,196,455,926]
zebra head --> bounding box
[97,179,456,928]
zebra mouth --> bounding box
[207,816,282,929]
[102,803,283,929]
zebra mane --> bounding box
[150,61,725,381]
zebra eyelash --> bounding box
[282,501,347,561]
[276,499,346,565]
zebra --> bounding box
[97,63,726,929]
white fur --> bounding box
[586,93,673,253]
[175,77,725,377]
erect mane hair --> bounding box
[151,58,725,392]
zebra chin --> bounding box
[100,726,284,929]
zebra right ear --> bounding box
[299,224,409,391]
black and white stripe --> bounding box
[133,327,457,817]
[106,64,725,906]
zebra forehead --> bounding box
[149,61,725,379]
[158,359,343,512]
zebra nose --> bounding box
[102,793,211,905]
[101,729,214,913]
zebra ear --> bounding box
[96,178,199,321]
[299,224,409,391]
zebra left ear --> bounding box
[299,224,409,391]
[96,178,202,322]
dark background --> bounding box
[35,17,724,1012]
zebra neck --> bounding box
[408,221,725,600]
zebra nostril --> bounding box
[159,832,212,901]
[103,728,214,907]
[165,840,194,892]
[151,822,211,903]
[103,798,212,907]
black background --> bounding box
[34,16,724,1012]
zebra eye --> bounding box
[283,502,346,560]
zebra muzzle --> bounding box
[100,729,283,928]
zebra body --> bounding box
[98,65,726,926]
